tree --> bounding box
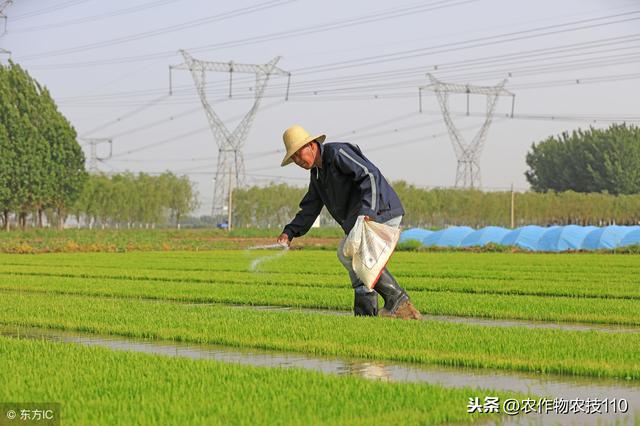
[0,61,87,229]
[40,86,87,229]
[160,172,199,227]
[525,124,640,195]
[0,123,13,230]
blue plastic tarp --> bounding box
[399,228,434,243]
[460,226,510,247]
[620,229,640,247]
[422,226,474,247]
[500,225,546,251]
[582,226,640,250]
[399,225,640,251]
[537,225,598,252]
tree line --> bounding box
[395,182,640,228]
[72,172,199,229]
[1,171,199,230]
[231,182,640,229]
[231,183,334,229]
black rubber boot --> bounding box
[374,269,409,315]
[354,284,378,316]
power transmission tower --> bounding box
[420,74,515,189]
[170,50,290,220]
[82,138,113,173]
[0,0,12,57]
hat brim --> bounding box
[280,134,326,167]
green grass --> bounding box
[0,335,521,425]
[1,273,639,326]
[1,291,638,380]
[1,241,636,424]
[4,259,640,300]
[0,250,638,325]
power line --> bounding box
[107,112,438,168]
[92,11,628,90]
[108,156,217,163]
[280,69,640,103]
[126,169,310,182]
[289,11,640,75]
[240,119,505,176]
[10,0,178,33]
[264,53,640,98]
[18,0,298,60]
[98,118,505,181]
[11,0,92,21]
[108,114,445,170]
[59,62,640,111]
[103,115,447,173]
[20,0,479,68]
[472,111,640,123]
[108,125,211,159]
[107,105,202,139]
[174,148,287,173]
[424,52,640,85]
[99,110,634,188]
[510,71,640,90]
[270,36,640,93]
[153,13,638,97]
[58,60,640,108]
[80,94,170,137]
[106,100,283,159]
[55,32,640,106]
[335,117,444,142]
[38,13,635,152]
[331,112,418,139]
[29,6,640,79]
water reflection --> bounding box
[1,324,637,425]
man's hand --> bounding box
[277,233,291,247]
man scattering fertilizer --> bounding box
[276,125,421,320]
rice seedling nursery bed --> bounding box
[1,335,521,425]
[1,251,638,325]
[1,249,637,424]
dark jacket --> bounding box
[282,142,404,239]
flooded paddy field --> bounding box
[0,250,638,425]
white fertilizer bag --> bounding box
[342,216,400,289]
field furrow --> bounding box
[1,291,639,380]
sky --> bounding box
[1,0,639,215]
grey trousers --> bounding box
[337,215,403,290]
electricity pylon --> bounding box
[170,50,290,220]
[421,73,514,189]
[0,0,12,57]
[82,138,113,173]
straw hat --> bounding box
[280,125,326,166]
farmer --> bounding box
[276,125,421,320]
